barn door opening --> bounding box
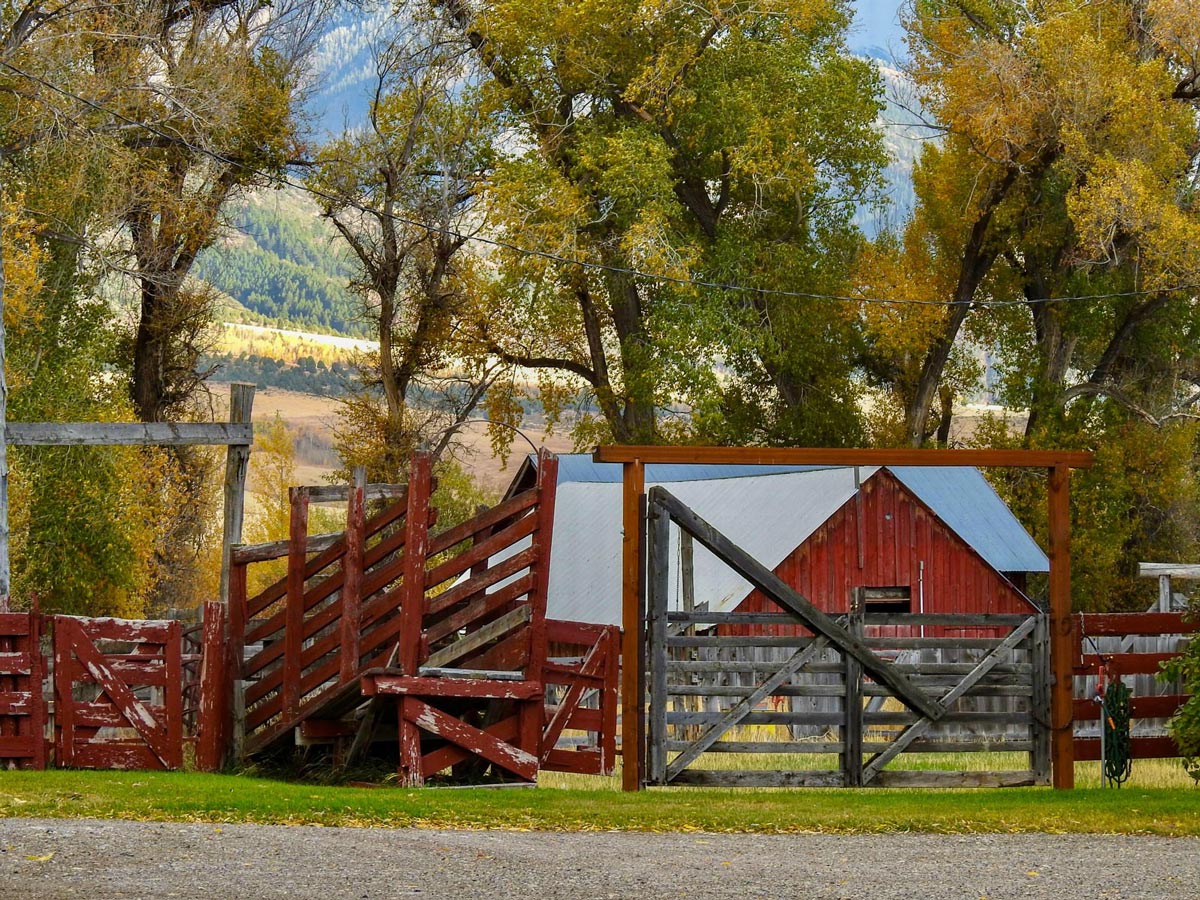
[644,487,1049,788]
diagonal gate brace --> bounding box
[860,616,1039,785]
[649,487,944,722]
[666,634,833,782]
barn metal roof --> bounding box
[511,455,1048,626]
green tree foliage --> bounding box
[876,0,1200,609]
[310,23,505,480]
[428,0,886,446]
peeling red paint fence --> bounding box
[1073,611,1197,762]
[0,609,47,769]
[224,452,620,784]
[362,454,560,784]
[542,619,620,775]
[233,477,424,757]
[52,616,184,770]
[196,601,229,771]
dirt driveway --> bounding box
[2,817,1197,899]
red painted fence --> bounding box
[1073,611,1196,762]
[0,610,47,769]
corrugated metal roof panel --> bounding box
[544,468,866,625]
[888,466,1048,574]
[549,454,829,485]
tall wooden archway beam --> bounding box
[594,445,1094,792]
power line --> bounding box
[3,58,1199,310]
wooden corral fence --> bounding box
[53,616,184,770]
[214,452,619,784]
[645,486,1049,788]
[0,613,195,771]
[1073,610,1197,762]
[0,608,46,768]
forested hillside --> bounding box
[196,192,367,337]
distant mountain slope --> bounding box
[196,191,368,337]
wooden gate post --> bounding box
[620,459,646,791]
[340,466,367,685]
[196,601,228,771]
[1048,464,1075,789]
[282,487,309,721]
[219,383,255,609]
[397,453,432,786]
[842,589,864,787]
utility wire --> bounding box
[4,58,1200,310]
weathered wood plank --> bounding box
[843,599,864,787]
[1077,612,1198,636]
[666,635,833,781]
[7,422,254,446]
[670,769,845,788]
[1138,563,1200,579]
[861,613,1033,627]
[231,531,343,565]
[650,486,943,722]
[860,617,1037,785]
[296,483,407,503]
[362,674,541,700]
[404,697,538,781]
[872,770,1037,788]
[423,604,532,670]
[595,445,1094,468]
[646,500,671,784]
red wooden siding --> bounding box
[736,470,1036,634]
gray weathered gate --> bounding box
[645,486,1050,788]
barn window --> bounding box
[861,586,912,614]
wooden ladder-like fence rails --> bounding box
[213,451,620,783]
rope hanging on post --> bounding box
[1102,678,1133,787]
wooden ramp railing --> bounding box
[361,454,559,784]
[232,475,428,756]
[226,451,604,785]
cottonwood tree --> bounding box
[310,24,505,481]
[428,0,886,445]
[892,0,1200,446]
[880,0,1200,606]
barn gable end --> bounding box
[736,468,1038,627]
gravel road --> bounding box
[1,817,1197,899]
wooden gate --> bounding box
[0,610,47,769]
[542,619,620,776]
[53,616,183,770]
[645,486,1049,788]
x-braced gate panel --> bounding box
[645,486,1049,788]
[53,616,183,770]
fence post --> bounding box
[340,466,366,684]
[1031,613,1051,784]
[646,495,670,785]
[282,487,309,721]
[1048,464,1075,789]
[219,383,255,610]
[842,588,864,787]
[196,601,228,772]
[397,453,432,786]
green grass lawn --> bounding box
[1,766,1198,835]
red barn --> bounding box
[505,456,1047,630]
